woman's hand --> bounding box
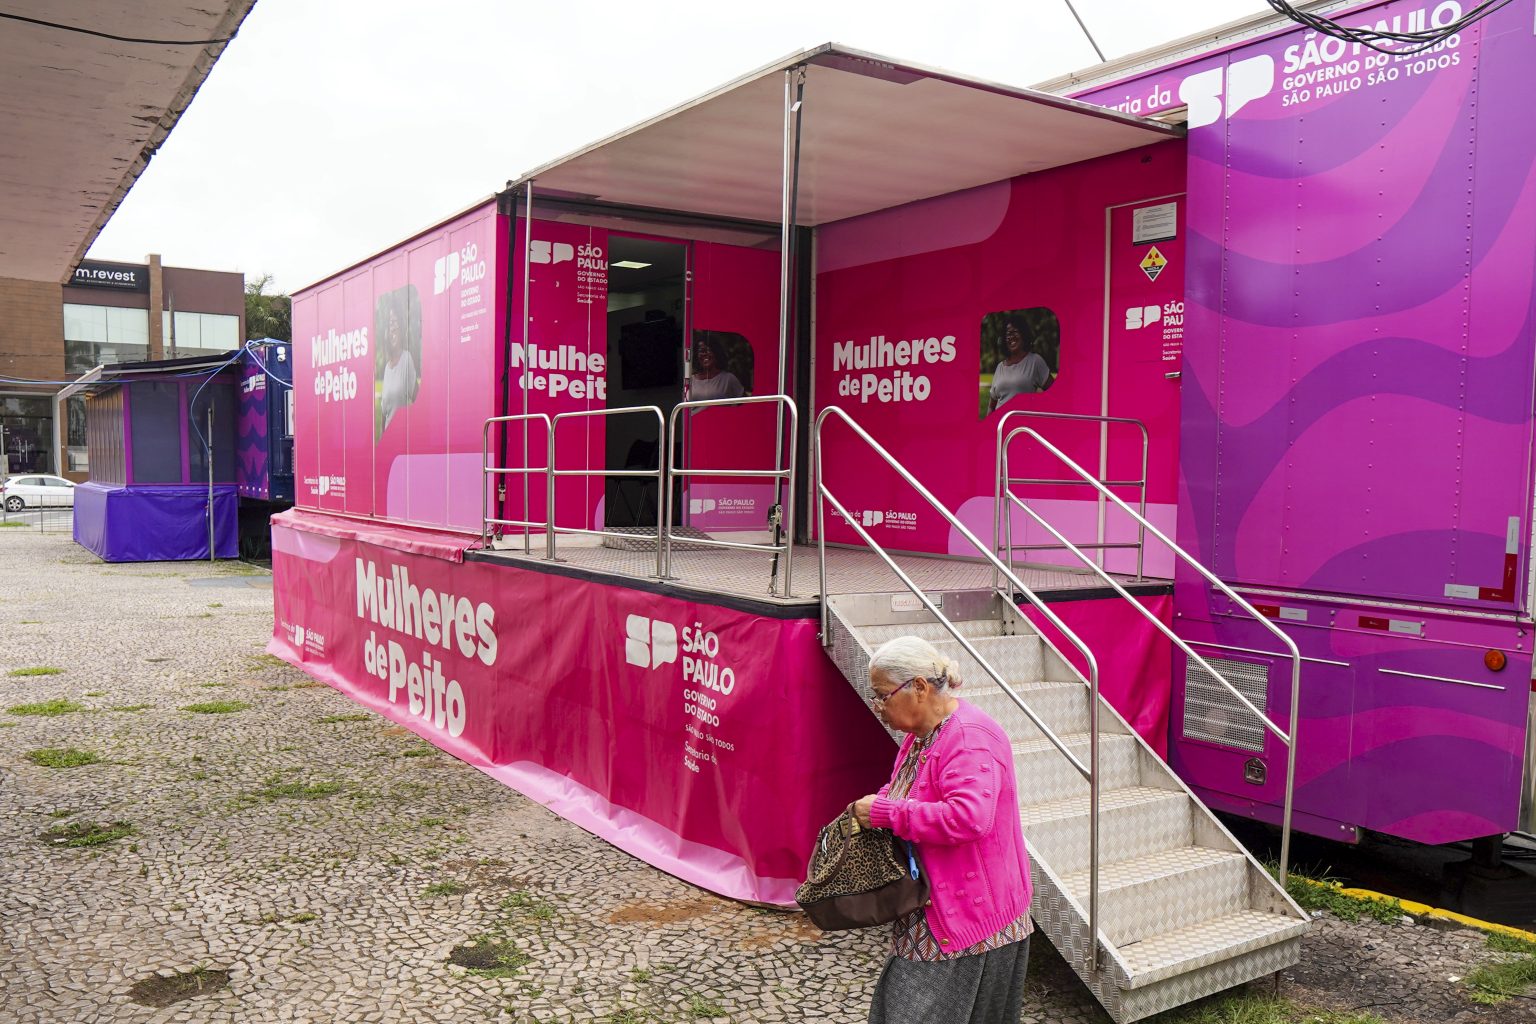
[853,795,877,828]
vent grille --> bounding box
[1183,656,1269,753]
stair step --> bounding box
[858,618,1009,646]
[927,635,1044,689]
[966,682,1094,739]
[1061,847,1250,947]
[1115,909,1309,989]
[1022,787,1192,877]
[1014,732,1141,807]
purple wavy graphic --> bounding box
[237,360,270,500]
[1082,2,1536,844]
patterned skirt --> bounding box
[867,935,1030,1024]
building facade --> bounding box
[0,256,243,478]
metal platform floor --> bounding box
[468,539,1164,610]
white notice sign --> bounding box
[1133,202,1178,245]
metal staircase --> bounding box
[814,408,1309,1023]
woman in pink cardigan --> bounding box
[853,635,1034,1024]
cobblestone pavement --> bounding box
[1,530,1530,1023]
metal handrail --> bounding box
[482,413,554,555]
[992,410,1149,580]
[550,406,668,577]
[665,395,799,597]
[814,406,1108,972]
[999,424,1303,885]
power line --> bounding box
[1265,0,1514,55]
[0,10,236,46]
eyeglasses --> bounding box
[870,678,915,707]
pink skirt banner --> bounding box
[268,512,891,906]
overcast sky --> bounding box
[88,0,1270,293]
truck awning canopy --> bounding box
[510,43,1182,228]
[0,2,255,283]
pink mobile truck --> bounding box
[272,1,1536,1016]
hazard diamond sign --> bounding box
[1140,246,1168,282]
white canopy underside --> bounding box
[0,1,255,283]
[516,45,1181,228]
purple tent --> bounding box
[71,353,242,561]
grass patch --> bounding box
[25,747,103,769]
[47,809,75,819]
[195,682,230,688]
[83,690,105,697]
[1464,934,1536,1004]
[446,936,530,978]
[7,699,85,717]
[109,704,152,712]
[422,881,471,898]
[180,701,251,715]
[39,820,134,848]
[402,746,434,758]
[630,968,653,983]
[318,713,371,724]
[9,666,63,677]
[257,778,344,800]
[500,890,556,920]
[1271,867,1404,925]
[1487,932,1536,955]
[247,654,287,669]
[1156,993,1385,1024]
[288,911,319,924]
[687,996,726,1019]
[207,602,223,609]
[0,520,28,528]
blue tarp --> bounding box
[73,481,239,562]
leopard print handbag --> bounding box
[795,804,928,930]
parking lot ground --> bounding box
[1,529,1531,1023]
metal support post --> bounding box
[207,405,215,562]
[775,68,805,572]
[522,180,536,554]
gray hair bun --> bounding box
[869,637,964,691]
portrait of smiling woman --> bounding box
[855,636,1034,1024]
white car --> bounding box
[2,474,75,511]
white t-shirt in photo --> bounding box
[689,372,745,401]
[380,349,418,430]
[991,353,1050,408]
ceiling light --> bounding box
[612,260,652,269]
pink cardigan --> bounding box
[869,699,1033,951]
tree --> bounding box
[245,273,292,342]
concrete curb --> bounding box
[1329,884,1536,943]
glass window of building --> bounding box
[62,303,150,374]
[1,395,55,474]
[164,311,239,357]
[65,395,89,473]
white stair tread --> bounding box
[967,678,1081,696]
[1061,846,1240,895]
[1021,785,1185,824]
[858,619,1006,640]
[1012,730,1136,757]
[1115,909,1308,988]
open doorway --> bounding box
[604,235,687,529]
